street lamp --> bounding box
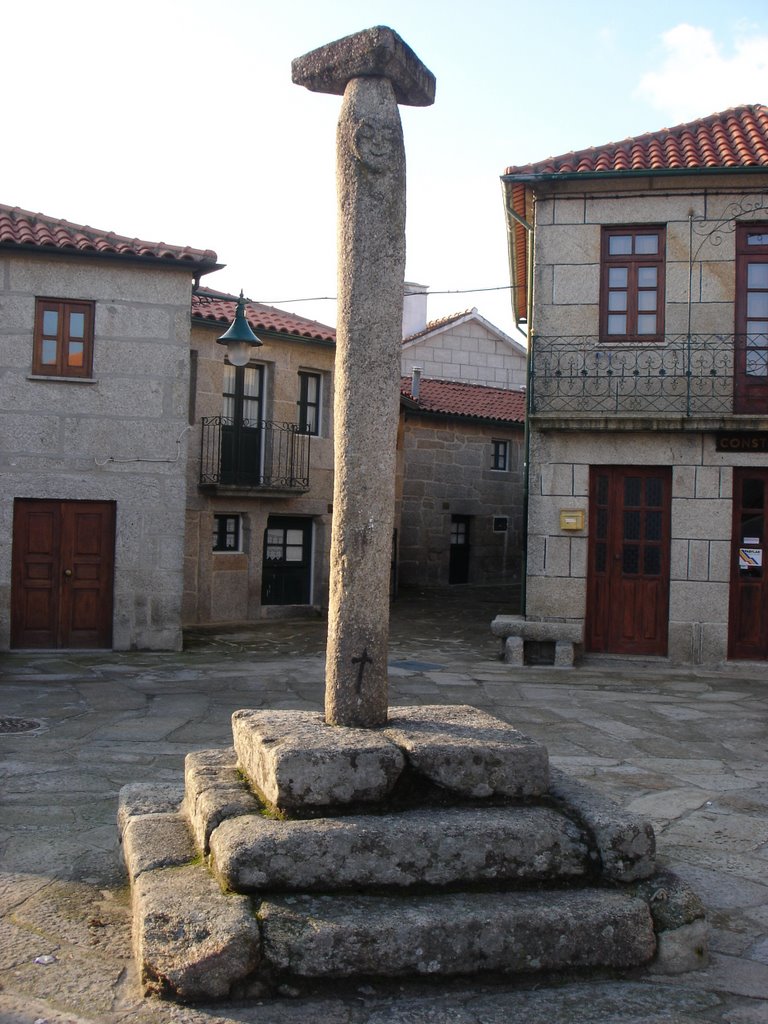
[216,290,262,366]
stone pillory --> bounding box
[293,28,435,728]
[291,26,436,107]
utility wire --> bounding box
[261,284,513,305]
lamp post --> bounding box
[215,290,262,366]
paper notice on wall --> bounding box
[739,548,763,569]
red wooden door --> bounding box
[586,467,671,655]
[734,225,768,414]
[729,469,768,659]
[11,499,115,648]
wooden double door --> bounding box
[11,499,115,649]
[586,467,671,656]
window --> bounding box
[600,227,665,341]
[297,371,321,435]
[33,298,94,377]
[213,514,241,552]
[491,439,509,471]
[735,224,768,413]
[493,516,509,533]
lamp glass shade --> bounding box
[226,340,252,367]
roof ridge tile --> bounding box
[504,103,768,178]
[0,203,219,267]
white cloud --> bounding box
[636,23,768,123]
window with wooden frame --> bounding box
[600,227,665,342]
[33,298,95,377]
[212,513,241,552]
[490,439,509,471]
[297,370,322,435]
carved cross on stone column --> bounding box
[292,27,435,728]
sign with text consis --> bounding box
[716,432,768,453]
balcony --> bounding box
[529,334,768,426]
[199,417,310,493]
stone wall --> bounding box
[397,412,524,588]
[183,322,336,625]
[402,317,527,389]
[0,251,194,650]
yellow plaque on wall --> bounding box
[560,509,585,531]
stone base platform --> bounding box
[118,705,707,1003]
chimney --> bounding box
[411,366,422,399]
[402,282,429,337]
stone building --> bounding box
[401,282,527,389]
[502,103,768,665]
[183,290,336,624]
[1,204,218,650]
[397,374,525,589]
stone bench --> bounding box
[491,615,583,668]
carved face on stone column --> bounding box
[352,118,400,173]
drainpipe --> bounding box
[504,191,534,617]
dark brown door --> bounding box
[587,467,671,655]
[735,224,768,414]
[11,499,115,648]
[729,469,768,659]
[449,516,471,584]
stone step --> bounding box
[259,889,657,980]
[209,804,592,892]
[232,705,549,814]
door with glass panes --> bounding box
[729,468,768,659]
[586,467,671,655]
[261,517,312,605]
[220,364,263,486]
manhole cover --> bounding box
[0,716,44,735]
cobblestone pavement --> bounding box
[1,587,767,1023]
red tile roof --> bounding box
[400,376,525,423]
[192,288,336,343]
[0,204,219,269]
[504,104,768,178]
[403,308,477,342]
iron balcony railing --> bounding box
[199,417,311,490]
[529,334,740,417]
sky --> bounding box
[3,0,768,339]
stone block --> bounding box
[491,616,583,644]
[673,498,731,542]
[117,782,184,837]
[548,767,655,882]
[504,634,524,665]
[554,641,575,667]
[232,709,405,812]
[537,223,598,266]
[633,869,708,974]
[184,749,261,853]
[384,705,549,798]
[669,580,730,625]
[553,263,600,304]
[122,812,196,882]
[133,863,260,1001]
[292,26,436,106]
[651,919,709,974]
[209,806,589,893]
[700,620,728,666]
[259,889,656,979]
[525,575,586,620]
